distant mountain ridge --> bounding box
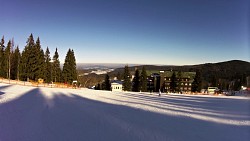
[110,60,250,85]
[112,60,250,71]
[77,60,250,88]
[78,60,250,75]
[77,63,143,70]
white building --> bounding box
[111,80,123,92]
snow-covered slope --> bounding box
[0,83,249,141]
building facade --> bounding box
[111,80,123,92]
[146,71,195,93]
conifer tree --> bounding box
[44,47,52,83]
[191,71,202,92]
[170,71,177,92]
[0,36,5,78]
[5,40,11,79]
[70,49,77,81]
[10,46,20,80]
[103,74,111,90]
[52,48,61,82]
[34,37,45,80]
[122,65,132,91]
[62,49,77,83]
[140,66,148,92]
[20,34,35,81]
[132,68,140,92]
[177,71,182,92]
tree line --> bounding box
[96,65,203,93]
[0,34,77,84]
[95,65,148,92]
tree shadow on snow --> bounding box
[116,93,250,120]
[0,85,13,95]
[0,89,249,141]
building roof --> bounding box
[111,80,123,85]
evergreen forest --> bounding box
[0,34,77,84]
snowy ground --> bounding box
[0,83,249,141]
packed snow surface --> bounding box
[0,83,249,141]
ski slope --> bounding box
[0,83,249,141]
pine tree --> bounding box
[140,66,148,92]
[5,40,12,79]
[191,71,201,93]
[170,71,177,92]
[35,37,45,80]
[52,48,61,82]
[132,68,140,92]
[20,34,35,81]
[27,37,42,80]
[177,71,182,92]
[10,46,20,80]
[122,65,132,91]
[103,74,111,90]
[70,49,77,81]
[0,36,5,78]
[44,47,51,83]
[62,49,77,83]
[62,49,70,83]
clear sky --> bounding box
[1,0,249,65]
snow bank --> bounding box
[0,83,249,141]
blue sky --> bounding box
[1,0,249,65]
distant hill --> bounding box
[110,60,250,87]
[112,60,250,74]
[77,63,142,70]
[78,60,250,88]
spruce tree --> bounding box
[132,68,140,92]
[191,71,202,92]
[10,46,20,80]
[62,49,70,83]
[52,48,61,82]
[170,71,177,92]
[103,74,111,90]
[20,34,35,81]
[177,71,182,92]
[44,47,51,83]
[122,65,132,91]
[140,66,148,92]
[70,49,77,81]
[5,40,11,79]
[27,34,36,80]
[35,37,45,80]
[0,36,5,78]
[62,49,77,83]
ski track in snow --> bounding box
[0,83,250,141]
